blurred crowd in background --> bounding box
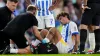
[0,0,82,29]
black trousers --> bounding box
[0,31,10,52]
[0,30,28,50]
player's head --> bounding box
[6,0,18,12]
[26,5,37,15]
[57,12,70,25]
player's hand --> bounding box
[41,38,50,44]
[82,5,90,10]
[49,5,55,11]
[42,39,47,44]
[82,5,91,13]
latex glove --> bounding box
[42,38,50,44]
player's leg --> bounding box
[40,28,70,53]
[87,25,95,53]
[31,28,58,48]
[79,25,89,53]
[40,27,61,44]
[88,32,95,51]
[93,14,100,53]
[45,14,55,30]
[80,5,96,53]
[0,31,10,54]
[36,15,45,30]
[9,35,32,54]
[40,29,48,38]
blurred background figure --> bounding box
[0,0,5,7]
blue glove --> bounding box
[41,39,47,44]
[42,38,50,44]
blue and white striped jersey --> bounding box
[61,21,79,49]
[36,0,53,16]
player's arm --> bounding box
[72,34,80,52]
[83,0,88,6]
[71,23,80,52]
[32,26,43,41]
[82,0,90,12]
[49,0,61,11]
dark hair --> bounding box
[7,0,18,3]
[27,5,36,11]
[57,12,70,20]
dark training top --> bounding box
[0,6,12,30]
[88,0,100,3]
[3,13,38,37]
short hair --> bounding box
[26,5,36,11]
[7,0,18,3]
[57,12,70,20]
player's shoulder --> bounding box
[69,21,77,25]
[69,21,77,27]
[0,6,6,13]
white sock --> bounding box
[44,38,50,43]
[89,33,95,50]
[10,44,15,48]
[10,48,18,53]
[14,44,18,49]
[32,39,41,46]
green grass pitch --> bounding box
[0,54,100,56]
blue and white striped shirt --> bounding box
[61,21,79,49]
[36,0,53,16]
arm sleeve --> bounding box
[32,15,38,26]
[71,22,79,35]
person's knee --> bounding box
[88,25,94,32]
[40,29,48,38]
[41,29,48,33]
[79,24,88,30]
[50,27,57,31]
[24,46,32,54]
[49,27,57,33]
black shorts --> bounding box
[2,28,28,48]
[1,31,28,48]
[10,35,28,48]
[81,3,100,26]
